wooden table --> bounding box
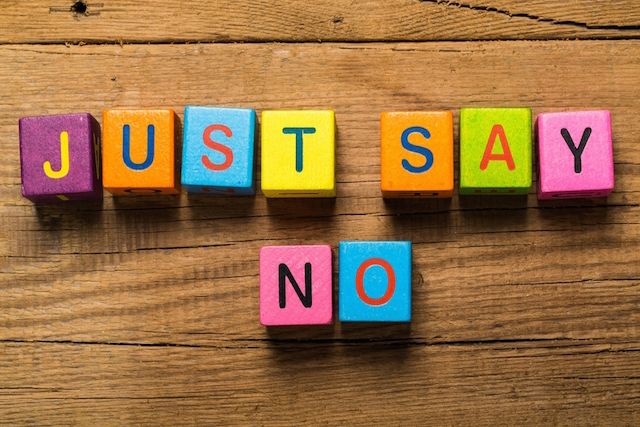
[1,1,639,425]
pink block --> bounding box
[537,110,614,200]
[259,245,333,326]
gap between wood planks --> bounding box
[4,36,639,47]
[55,0,640,32]
[7,0,639,45]
[2,336,640,351]
[417,0,640,32]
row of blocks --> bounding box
[19,108,614,203]
[260,242,412,325]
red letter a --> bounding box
[480,124,515,171]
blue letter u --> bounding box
[122,124,155,171]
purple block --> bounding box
[19,113,102,203]
[537,110,614,200]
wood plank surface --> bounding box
[1,0,640,43]
[1,40,639,424]
[1,341,638,425]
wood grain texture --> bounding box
[1,341,639,425]
[1,40,639,424]
[1,0,640,43]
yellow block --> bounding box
[261,110,335,198]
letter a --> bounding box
[43,131,70,179]
[480,124,515,171]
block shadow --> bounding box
[33,199,104,229]
[266,197,337,218]
[536,196,611,229]
[458,194,530,210]
[263,322,414,368]
[381,196,454,244]
[265,324,336,341]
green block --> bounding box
[459,107,532,195]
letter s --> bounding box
[401,126,433,173]
[202,124,234,171]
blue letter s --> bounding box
[401,126,433,173]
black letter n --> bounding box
[278,263,312,309]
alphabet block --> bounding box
[181,106,256,195]
[19,113,101,203]
[380,111,454,198]
[460,108,532,195]
[102,109,178,195]
[339,241,411,322]
[259,245,333,326]
[537,110,614,199]
[261,110,335,198]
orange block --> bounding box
[380,111,454,198]
[102,109,178,195]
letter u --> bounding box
[122,124,155,170]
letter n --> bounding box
[278,263,312,308]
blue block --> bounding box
[339,241,412,322]
[181,106,256,194]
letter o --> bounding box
[355,258,396,306]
